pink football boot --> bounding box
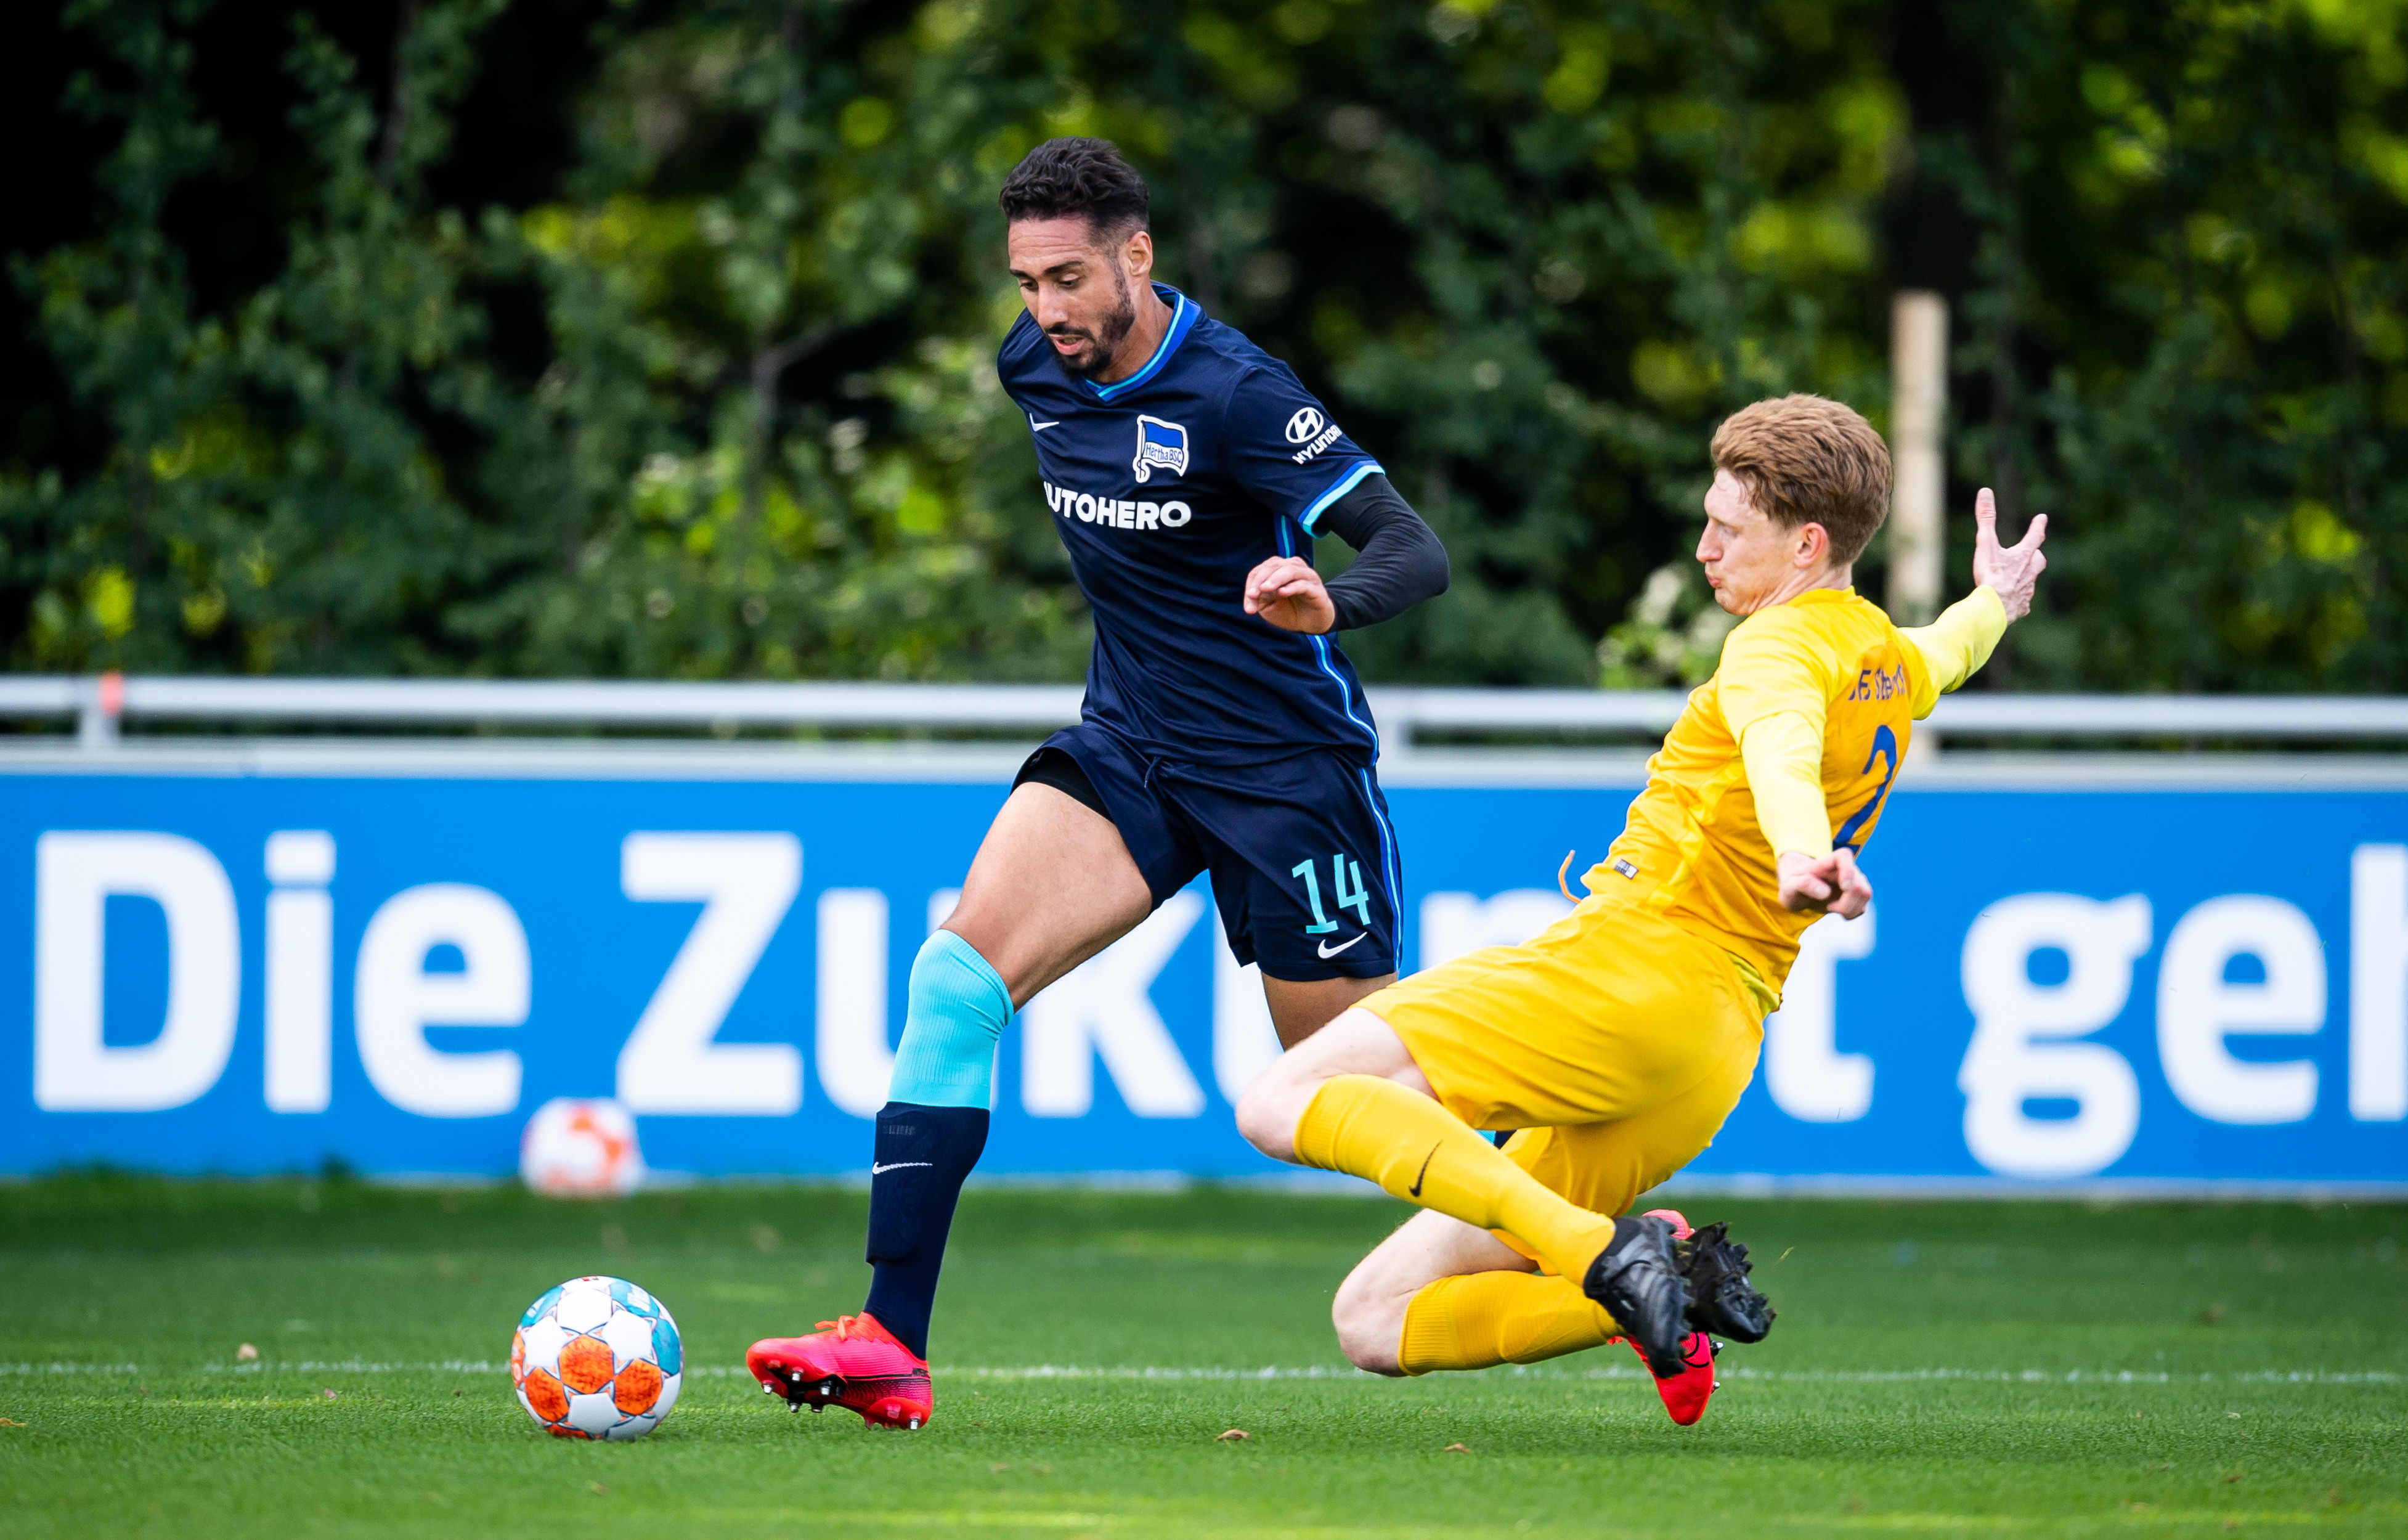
[747,1312,933,1430]
[1633,1207,1720,1426]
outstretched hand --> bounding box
[1971,487,2048,621]
[1243,555,1337,635]
[1778,847,1873,919]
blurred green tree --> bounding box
[6,0,2407,696]
[1926,0,2408,692]
[455,0,1099,682]
[8,0,510,674]
[473,0,1905,685]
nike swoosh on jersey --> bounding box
[1028,417,1061,431]
[869,1161,935,1176]
[1316,932,1367,959]
[1407,1143,1439,1198]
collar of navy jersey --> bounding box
[1083,285,1199,402]
[1049,284,1383,534]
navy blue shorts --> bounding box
[1017,722,1401,982]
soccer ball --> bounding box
[520,1098,646,1197]
[511,1276,683,1440]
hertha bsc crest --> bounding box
[1133,415,1189,484]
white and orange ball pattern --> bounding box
[511,1276,682,1440]
[520,1098,646,1197]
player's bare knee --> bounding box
[1232,1071,1301,1160]
[1336,1320,1403,1376]
[1331,1270,1406,1376]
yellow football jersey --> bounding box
[1597,586,2003,996]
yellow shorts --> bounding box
[1360,894,1765,1225]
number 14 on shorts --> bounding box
[1291,854,1372,934]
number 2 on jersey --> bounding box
[1291,853,1372,934]
[1832,723,1900,852]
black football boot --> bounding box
[1582,1214,1693,1379]
[1675,1221,1776,1343]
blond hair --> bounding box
[1709,394,1892,566]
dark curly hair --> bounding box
[998,137,1151,245]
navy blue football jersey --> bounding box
[997,284,1387,766]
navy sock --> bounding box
[860,1102,988,1360]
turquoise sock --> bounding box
[885,930,1013,1109]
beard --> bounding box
[1047,273,1139,380]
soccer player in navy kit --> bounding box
[747,138,1452,1429]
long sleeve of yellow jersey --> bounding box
[1717,607,1840,860]
[1738,712,1831,858]
[1901,586,2008,715]
[1720,587,2010,860]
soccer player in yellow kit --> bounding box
[1234,394,2049,1423]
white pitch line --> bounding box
[7,1360,2399,1387]
[940,1364,2407,1387]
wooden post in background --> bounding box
[1887,291,1948,625]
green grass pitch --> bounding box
[2,1176,2402,1536]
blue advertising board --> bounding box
[2,749,2404,1189]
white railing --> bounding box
[2,673,2406,751]
[0,675,2398,752]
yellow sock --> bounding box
[1397,1271,1618,1374]
[1293,1074,1616,1283]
